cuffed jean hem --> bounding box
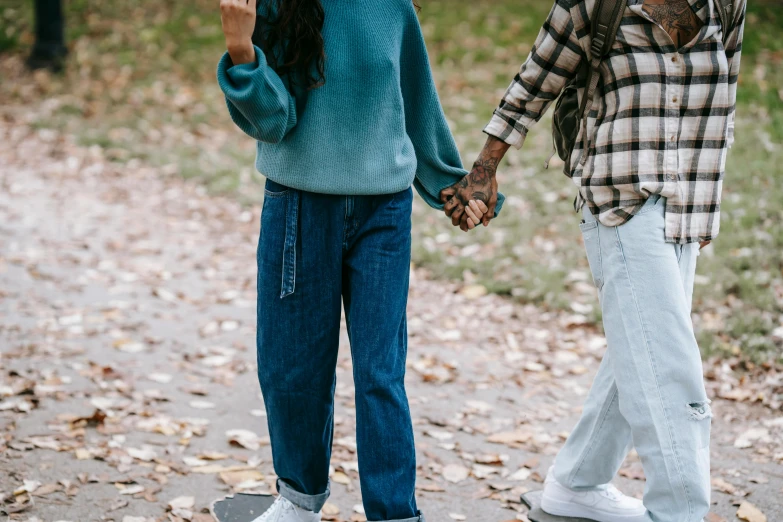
[277,479,330,513]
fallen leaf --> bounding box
[737,501,766,522]
[474,453,506,465]
[487,431,532,445]
[425,430,453,441]
[167,496,195,510]
[30,483,61,497]
[332,471,351,485]
[148,373,173,384]
[226,429,261,451]
[189,400,215,410]
[459,285,487,299]
[711,477,740,495]
[190,464,256,474]
[14,480,41,495]
[509,468,532,481]
[443,464,470,483]
[127,447,157,462]
[116,484,145,495]
[219,470,264,487]
[734,428,770,449]
[198,452,229,461]
[108,498,129,512]
[417,483,446,492]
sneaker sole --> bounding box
[541,496,646,522]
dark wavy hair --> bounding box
[253,0,421,90]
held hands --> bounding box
[220,0,257,65]
[439,137,509,232]
[440,169,498,231]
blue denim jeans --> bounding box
[256,180,422,522]
[553,196,711,522]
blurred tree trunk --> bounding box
[28,0,67,71]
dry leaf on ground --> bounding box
[737,501,767,522]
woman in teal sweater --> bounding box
[218,1,503,521]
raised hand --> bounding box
[220,0,257,65]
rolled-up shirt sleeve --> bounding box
[723,0,745,149]
[484,0,584,149]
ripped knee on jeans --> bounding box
[687,400,713,421]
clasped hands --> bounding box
[438,144,502,232]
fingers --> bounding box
[460,207,481,230]
[451,205,465,227]
[482,198,496,227]
[465,202,483,229]
[443,196,460,217]
[468,200,485,221]
[440,186,456,204]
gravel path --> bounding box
[1,118,781,522]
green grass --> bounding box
[414,0,783,363]
[1,0,781,362]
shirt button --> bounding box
[672,96,678,103]
[671,56,678,63]
[667,173,678,181]
[670,135,676,142]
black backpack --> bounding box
[548,0,738,174]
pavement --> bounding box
[1,115,782,522]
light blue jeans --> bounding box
[553,196,711,522]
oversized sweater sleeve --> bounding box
[216,45,297,144]
[400,10,504,215]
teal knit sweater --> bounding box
[216,0,504,213]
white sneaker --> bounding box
[251,496,321,522]
[541,467,647,522]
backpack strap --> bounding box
[578,0,625,165]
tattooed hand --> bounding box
[439,136,510,232]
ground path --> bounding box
[1,117,781,522]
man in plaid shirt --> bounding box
[440,0,746,520]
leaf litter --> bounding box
[0,83,777,522]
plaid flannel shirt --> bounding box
[484,0,746,243]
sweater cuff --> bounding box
[483,112,528,150]
[217,45,267,87]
